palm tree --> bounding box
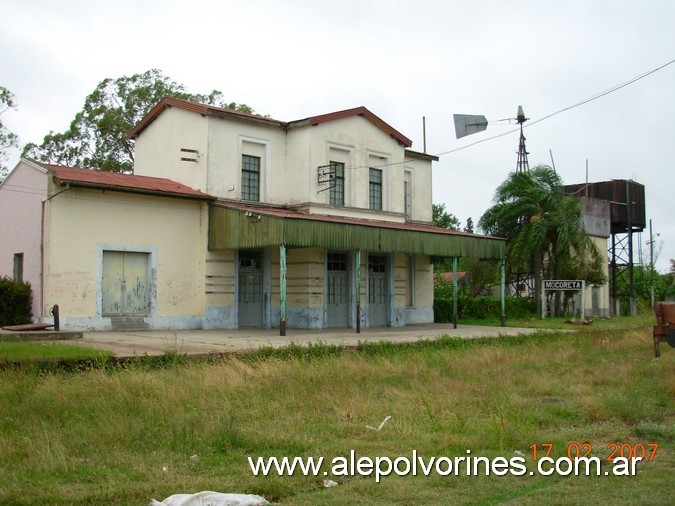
[479,165,605,315]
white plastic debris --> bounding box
[161,466,169,473]
[323,479,339,488]
[188,454,199,461]
[150,491,269,506]
[366,415,391,431]
[514,450,525,456]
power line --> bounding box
[436,58,675,157]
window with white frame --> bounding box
[404,171,412,219]
[13,253,23,282]
[241,154,260,201]
[369,168,382,210]
[329,161,345,206]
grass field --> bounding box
[0,318,672,505]
[0,340,112,363]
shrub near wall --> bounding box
[0,277,32,326]
[433,295,534,322]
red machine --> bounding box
[653,302,675,357]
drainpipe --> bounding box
[41,184,70,321]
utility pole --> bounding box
[648,219,655,308]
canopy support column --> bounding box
[500,257,506,327]
[280,244,287,336]
[355,249,361,333]
[453,256,458,329]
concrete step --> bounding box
[110,317,150,332]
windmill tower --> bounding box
[515,105,529,172]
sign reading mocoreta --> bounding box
[541,280,586,320]
[543,280,583,290]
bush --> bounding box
[433,295,535,322]
[0,277,33,326]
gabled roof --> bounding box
[128,98,414,148]
[128,97,286,139]
[31,160,214,201]
[288,106,413,148]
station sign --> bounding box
[544,280,583,290]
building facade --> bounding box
[0,100,505,331]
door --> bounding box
[102,251,150,316]
[327,252,349,328]
[238,250,263,327]
[368,254,387,326]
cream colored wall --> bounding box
[133,108,434,226]
[205,117,287,201]
[205,249,236,308]
[415,255,434,307]
[44,188,205,320]
[282,126,312,205]
[271,247,324,307]
[585,235,610,314]
[133,107,209,192]
[393,254,407,308]
[403,157,433,223]
[287,117,408,221]
[391,254,433,308]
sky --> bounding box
[2,0,674,272]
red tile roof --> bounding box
[296,106,413,148]
[128,97,286,139]
[128,98,414,148]
[37,162,214,200]
[438,271,468,282]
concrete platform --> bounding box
[52,323,543,358]
[0,329,84,341]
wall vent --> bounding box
[180,148,199,163]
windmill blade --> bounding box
[453,114,488,139]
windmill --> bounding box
[453,106,533,299]
[453,106,530,172]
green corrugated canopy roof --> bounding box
[209,203,505,259]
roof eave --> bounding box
[53,178,215,202]
[405,149,439,162]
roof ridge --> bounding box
[128,98,414,148]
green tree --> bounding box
[22,69,254,173]
[479,165,605,315]
[432,203,460,230]
[0,86,19,179]
[464,217,474,234]
[617,265,675,309]
[432,203,461,271]
[458,257,500,296]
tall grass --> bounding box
[0,323,672,505]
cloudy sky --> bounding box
[2,0,674,272]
